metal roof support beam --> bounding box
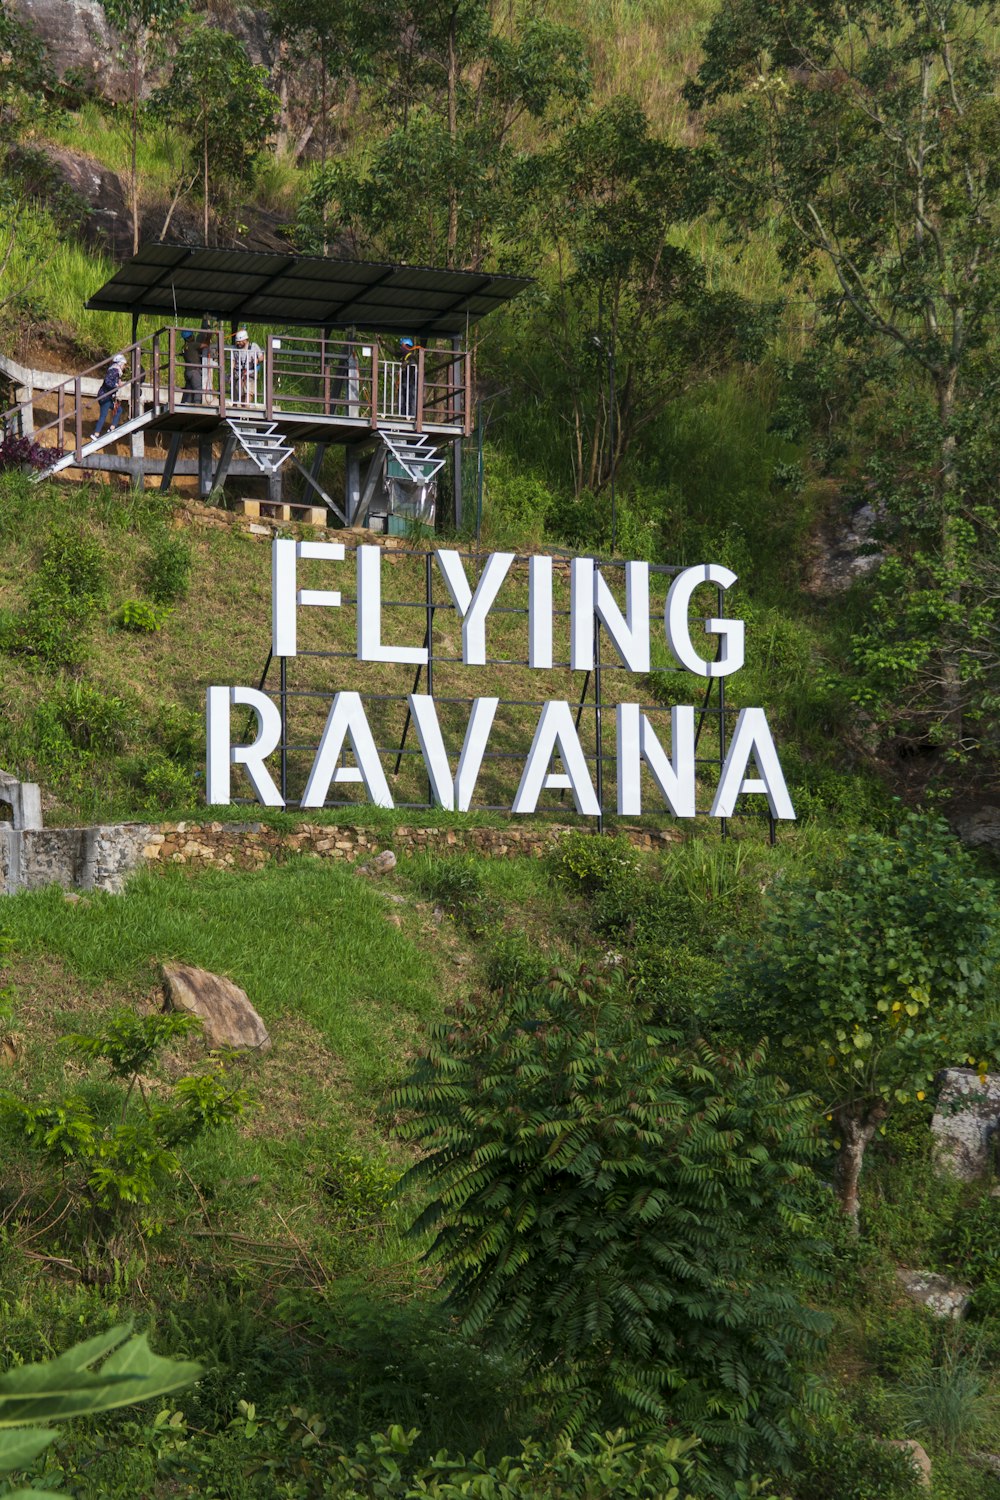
[289,455,346,525]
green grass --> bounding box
[1,859,443,1093]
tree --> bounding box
[687,0,1000,763]
[505,97,768,499]
[392,966,829,1491]
[267,0,352,178]
[101,0,187,254]
[154,22,278,245]
[296,4,588,267]
[730,814,1000,1227]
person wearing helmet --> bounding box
[398,335,419,418]
[93,352,127,437]
[232,327,264,405]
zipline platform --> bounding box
[0,245,532,530]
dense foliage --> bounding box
[394,965,830,1491]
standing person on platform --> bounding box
[92,353,127,437]
[399,336,419,418]
[179,330,202,404]
[232,328,264,404]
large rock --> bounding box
[932,1068,1000,1180]
[896,1268,971,1320]
[162,962,271,1052]
[883,1440,931,1490]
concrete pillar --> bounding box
[345,444,362,524]
[198,436,214,500]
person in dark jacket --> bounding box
[179,330,203,404]
[399,336,419,418]
[93,353,127,437]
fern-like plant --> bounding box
[392,966,830,1494]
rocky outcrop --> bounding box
[162,961,271,1051]
[896,1268,971,1320]
[11,0,276,99]
[808,498,885,594]
[932,1068,1000,1180]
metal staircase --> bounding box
[380,431,445,484]
[226,417,294,474]
[34,411,155,480]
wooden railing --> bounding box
[0,330,473,462]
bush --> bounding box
[7,523,110,668]
[122,752,198,810]
[0,431,62,473]
[550,830,638,895]
[141,535,192,604]
[411,857,501,937]
[117,598,172,632]
[393,964,830,1492]
[51,680,136,752]
[483,932,552,994]
[788,1431,922,1500]
[0,1010,247,1245]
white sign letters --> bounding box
[207,544,795,821]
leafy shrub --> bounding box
[321,1148,401,1233]
[411,857,501,937]
[0,922,13,1054]
[788,1431,922,1500]
[153,702,204,766]
[6,524,110,668]
[0,431,62,473]
[0,1010,247,1242]
[550,829,638,895]
[118,598,172,633]
[140,534,192,604]
[937,1192,1000,1293]
[51,680,135,752]
[483,932,551,994]
[393,964,830,1491]
[122,752,198,810]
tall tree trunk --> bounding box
[130,44,140,254]
[203,118,209,246]
[937,370,964,741]
[446,7,458,267]
[833,1102,887,1230]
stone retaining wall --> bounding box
[141,820,681,872]
[1,817,679,894]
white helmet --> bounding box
[111,353,127,366]
[235,329,249,343]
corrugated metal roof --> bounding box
[86,244,533,336]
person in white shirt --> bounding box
[232,328,264,404]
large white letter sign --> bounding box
[272,539,344,657]
[206,685,283,807]
[436,550,515,666]
[570,557,594,669]
[356,546,428,665]
[513,700,600,817]
[408,694,499,810]
[711,707,795,820]
[595,562,650,672]
[301,691,393,808]
[616,704,696,817]
[665,564,745,678]
[528,554,553,669]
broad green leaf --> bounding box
[0,1327,201,1427]
[0,1425,57,1474]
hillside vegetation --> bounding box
[1,0,1000,1496]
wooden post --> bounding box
[151,335,160,415]
[168,326,176,414]
[74,377,82,461]
[370,342,379,430]
[217,328,226,419]
[265,334,274,420]
[464,349,472,437]
[416,344,425,433]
